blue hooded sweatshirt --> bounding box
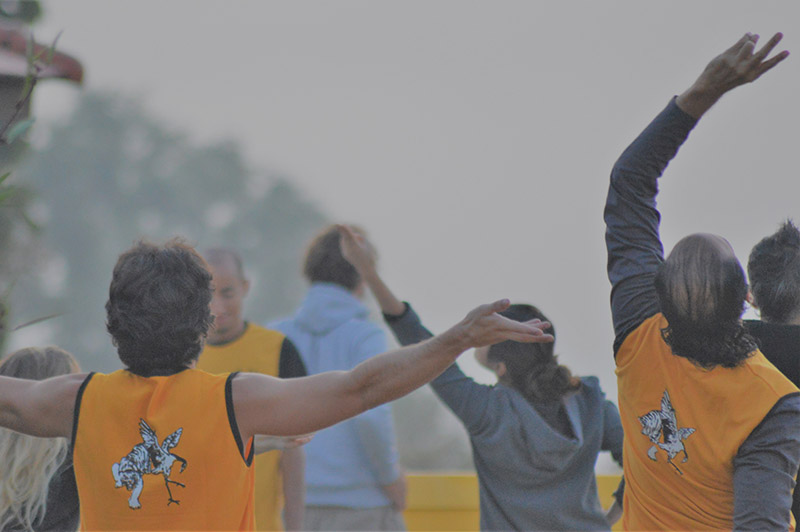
[269,283,402,508]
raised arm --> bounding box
[338,224,521,434]
[605,32,788,353]
[233,298,553,439]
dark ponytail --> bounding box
[487,304,580,403]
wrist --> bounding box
[436,323,471,357]
[676,82,724,119]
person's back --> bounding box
[0,347,81,532]
[74,368,255,531]
[386,303,622,531]
[466,377,618,531]
[270,226,405,531]
[746,220,800,520]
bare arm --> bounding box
[280,447,305,531]
[0,373,86,438]
[233,299,553,440]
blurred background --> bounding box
[0,0,798,473]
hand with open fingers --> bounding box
[677,32,789,118]
[696,32,789,95]
[336,224,377,277]
[458,299,554,348]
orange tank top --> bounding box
[73,369,255,531]
[197,324,287,531]
[616,313,799,530]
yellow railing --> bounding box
[404,473,623,531]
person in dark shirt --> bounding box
[0,346,80,532]
[746,220,800,520]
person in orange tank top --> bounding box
[0,238,553,531]
[605,33,800,530]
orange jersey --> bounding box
[73,369,255,531]
[197,324,289,531]
[616,313,799,530]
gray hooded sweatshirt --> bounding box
[386,304,622,531]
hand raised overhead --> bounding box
[337,224,377,278]
[677,32,789,118]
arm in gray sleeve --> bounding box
[605,97,698,353]
[733,393,800,530]
[602,399,624,467]
[384,303,494,434]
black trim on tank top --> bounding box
[70,372,96,457]
[225,372,254,466]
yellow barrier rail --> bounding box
[404,473,622,531]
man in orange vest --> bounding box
[0,239,552,531]
[605,32,800,529]
[197,248,307,531]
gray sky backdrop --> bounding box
[29,2,800,408]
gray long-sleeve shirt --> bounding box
[605,97,800,530]
[386,305,623,531]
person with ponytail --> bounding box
[336,225,623,531]
[0,346,80,532]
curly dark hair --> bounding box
[106,239,213,376]
[487,304,581,403]
[655,234,757,369]
[748,220,800,324]
[303,225,362,291]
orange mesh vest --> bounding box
[616,313,799,530]
[197,324,287,531]
[73,369,255,531]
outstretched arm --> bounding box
[233,299,553,440]
[0,372,86,438]
[605,32,788,354]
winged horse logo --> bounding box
[111,419,188,509]
[638,390,696,475]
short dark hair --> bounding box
[487,304,580,402]
[748,220,800,324]
[106,239,213,376]
[303,225,361,291]
[655,235,757,369]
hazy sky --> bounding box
[30,1,800,403]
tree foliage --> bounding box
[9,91,327,371]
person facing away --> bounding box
[604,32,800,530]
[269,226,407,531]
[746,220,800,521]
[335,224,624,531]
[196,247,307,531]
[0,346,81,532]
[0,238,551,531]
